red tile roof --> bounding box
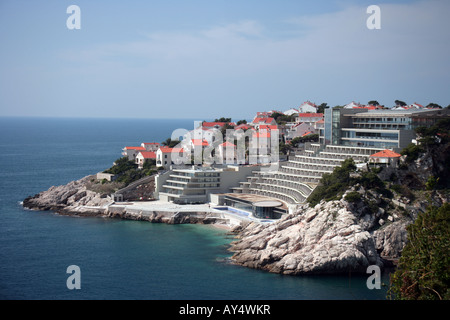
[220,141,236,147]
[138,151,156,159]
[253,117,275,124]
[142,142,160,145]
[202,122,227,128]
[234,124,252,130]
[297,113,324,118]
[124,146,146,150]
[370,150,401,158]
[259,124,278,130]
[191,139,209,146]
[159,146,184,153]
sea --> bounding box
[0,117,390,300]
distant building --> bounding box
[322,107,450,150]
[141,142,160,152]
[252,117,276,127]
[283,108,299,116]
[344,101,363,109]
[298,101,317,113]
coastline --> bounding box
[22,169,435,276]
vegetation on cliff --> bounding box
[389,204,450,300]
[306,158,391,207]
[103,157,158,185]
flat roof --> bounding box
[223,193,288,210]
[253,201,283,208]
[345,109,443,117]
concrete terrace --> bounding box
[106,200,269,227]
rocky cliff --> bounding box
[23,175,111,215]
[228,143,450,275]
[22,175,231,226]
[229,195,384,275]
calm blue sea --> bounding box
[0,117,389,300]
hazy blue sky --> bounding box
[0,0,449,120]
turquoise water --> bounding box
[0,117,390,300]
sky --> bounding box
[0,0,449,120]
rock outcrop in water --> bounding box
[22,175,231,226]
[23,176,110,215]
[229,197,384,275]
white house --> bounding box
[344,101,363,109]
[369,149,401,167]
[283,108,299,116]
[136,151,157,169]
[298,101,317,113]
[156,146,186,168]
[122,146,146,161]
[141,142,160,152]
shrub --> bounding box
[344,191,362,203]
[389,204,450,300]
[401,143,424,163]
[425,176,439,191]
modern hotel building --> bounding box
[321,108,450,151]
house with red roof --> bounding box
[369,149,402,167]
[135,151,157,169]
[141,142,160,152]
[202,122,227,129]
[252,117,276,126]
[298,101,317,113]
[122,146,146,160]
[156,146,186,168]
[234,123,252,131]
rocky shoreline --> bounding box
[22,175,236,227]
[23,173,447,276]
[228,197,405,275]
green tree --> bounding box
[214,117,232,123]
[236,119,247,125]
[401,143,424,163]
[389,204,450,300]
[395,100,407,107]
[279,141,292,155]
[161,138,179,148]
[317,103,329,114]
[426,103,442,109]
[368,100,380,106]
[307,158,356,206]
